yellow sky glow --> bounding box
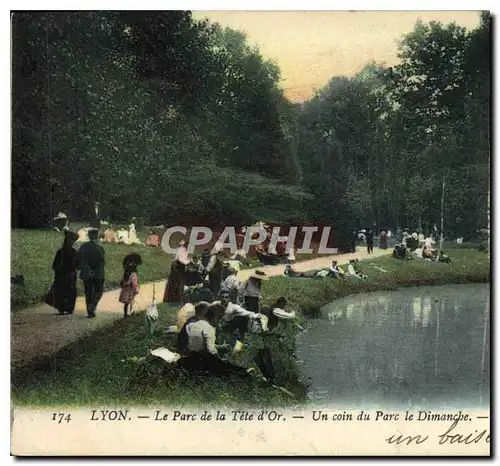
[193,11,481,102]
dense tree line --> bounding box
[298,12,490,239]
[12,11,305,228]
[12,11,490,240]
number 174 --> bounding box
[52,413,71,423]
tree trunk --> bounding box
[439,174,446,250]
[487,186,490,251]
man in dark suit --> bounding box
[77,228,105,318]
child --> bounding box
[119,253,142,318]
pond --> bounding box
[296,284,490,409]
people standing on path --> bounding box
[90,201,101,230]
[164,239,190,304]
[351,229,358,253]
[366,229,374,254]
[77,228,105,318]
[239,270,268,313]
[379,229,388,250]
[119,253,142,318]
[51,231,79,315]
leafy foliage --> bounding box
[297,13,490,239]
[12,12,490,241]
[12,11,303,227]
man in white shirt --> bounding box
[186,316,218,355]
[180,302,250,378]
[219,290,262,339]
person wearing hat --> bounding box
[50,230,79,315]
[52,212,69,232]
[219,266,241,303]
[119,253,143,318]
[240,270,268,314]
[76,228,106,318]
[163,239,190,304]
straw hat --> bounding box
[249,270,269,281]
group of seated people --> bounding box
[173,291,295,381]
[101,223,143,245]
[393,243,412,260]
[393,238,451,263]
[284,259,367,280]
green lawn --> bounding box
[10,228,174,309]
[264,248,490,318]
[11,303,303,408]
[11,248,489,408]
[10,227,331,309]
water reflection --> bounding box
[296,284,490,409]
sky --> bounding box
[192,11,481,102]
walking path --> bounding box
[11,248,391,368]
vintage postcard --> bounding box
[10,9,491,456]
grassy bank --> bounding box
[10,227,327,309]
[11,304,303,408]
[265,248,490,318]
[11,248,489,408]
[10,229,174,309]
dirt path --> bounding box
[11,247,392,368]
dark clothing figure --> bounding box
[164,261,186,304]
[201,250,211,268]
[176,316,199,355]
[222,315,250,340]
[351,230,357,253]
[77,235,105,317]
[207,255,223,296]
[51,232,78,314]
[53,214,68,232]
[256,250,280,265]
[244,296,260,314]
[255,347,275,381]
[393,243,410,260]
[184,261,205,287]
[261,305,279,331]
[242,275,265,311]
[379,230,388,250]
[83,279,104,317]
[366,230,374,254]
